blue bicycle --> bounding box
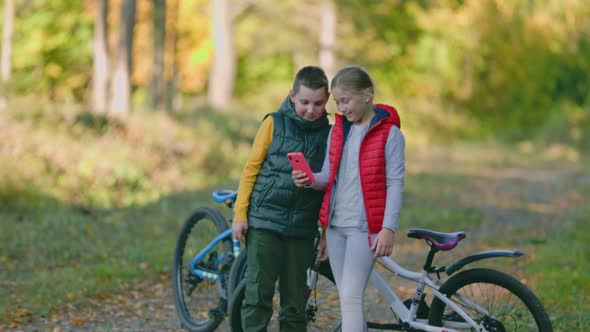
[173,189,342,332]
[172,190,241,332]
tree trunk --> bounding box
[166,0,180,112]
[109,0,136,118]
[92,0,109,114]
[207,0,235,110]
[318,0,335,79]
[1,0,14,82]
[151,0,166,111]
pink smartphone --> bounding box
[287,152,315,183]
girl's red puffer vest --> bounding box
[319,104,401,236]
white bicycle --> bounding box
[229,228,553,331]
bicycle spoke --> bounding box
[430,269,552,332]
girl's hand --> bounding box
[292,170,312,187]
[317,236,329,262]
[371,228,395,258]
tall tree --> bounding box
[92,0,109,114]
[109,0,136,118]
[207,0,235,110]
[166,0,180,112]
[1,0,14,82]
[151,0,166,111]
[318,0,336,78]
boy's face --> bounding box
[289,85,329,121]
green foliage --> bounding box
[0,100,257,211]
[0,170,47,212]
[7,0,93,101]
[73,112,119,135]
[402,0,590,138]
[533,101,590,154]
[234,54,294,97]
[0,0,588,142]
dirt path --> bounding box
[6,273,184,332]
[8,162,585,331]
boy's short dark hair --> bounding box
[292,66,329,95]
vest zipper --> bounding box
[287,187,298,230]
[358,117,384,236]
[255,179,275,208]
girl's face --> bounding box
[290,85,329,121]
[331,86,373,125]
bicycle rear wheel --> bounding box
[428,268,553,331]
[172,207,233,332]
[228,262,341,332]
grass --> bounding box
[1,191,213,313]
[0,98,588,331]
[530,208,590,331]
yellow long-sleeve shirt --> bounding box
[233,117,274,222]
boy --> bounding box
[232,66,331,331]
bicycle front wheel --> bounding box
[428,268,553,332]
[228,262,341,332]
[172,207,233,332]
[227,249,247,299]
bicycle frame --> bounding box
[370,256,485,332]
[185,189,242,282]
[189,228,241,281]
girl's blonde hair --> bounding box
[330,65,374,94]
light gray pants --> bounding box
[326,226,376,332]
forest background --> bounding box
[0,0,588,330]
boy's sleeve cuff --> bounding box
[234,212,248,222]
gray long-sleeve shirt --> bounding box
[312,124,405,231]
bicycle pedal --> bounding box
[208,308,225,321]
[305,304,317,322]
[403,298,430,319]
[219,298,228,315]
[443,311,465,322]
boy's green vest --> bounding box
[247,97,330,238]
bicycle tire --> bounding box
[428,268,553,331]
[228,264,342,332]
[227,249,247,299]
[172,207,233,332]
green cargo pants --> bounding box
[241,228,314,332]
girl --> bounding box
[293,65,405,332]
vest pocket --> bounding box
[255,179,275,208]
